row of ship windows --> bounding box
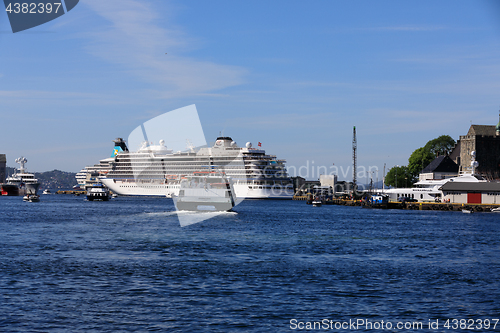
[119,185,178,188]
[108,171,287,175]
[108,165,285,170]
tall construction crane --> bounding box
[353,126,357,191]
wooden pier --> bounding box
[399,201,500,212]
[56,190,86,195]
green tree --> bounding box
[403,135,456,185]
[385,165,410,188]
[407,147,435,181]
[424,135,456,156]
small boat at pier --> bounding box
[364,193,390,208]
[312,197,323,207]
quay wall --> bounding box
[295,196,500,212]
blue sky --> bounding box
[1,0,500,182]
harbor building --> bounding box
[0,154,5,183]
[319,174,336,188]
[440,181,500,204]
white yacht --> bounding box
[1,157,40,196]
[381,172,486,202]
[78,137,294,199]
[381,151,486,202]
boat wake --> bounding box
[143,210,237,227]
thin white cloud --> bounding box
[363,25,447,32]
[0,90,100,99]
[83,0,247,97]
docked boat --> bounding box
[365,193,389,208]
[86,184,110,201]
[312,199,322,207]
[381,152,488,203]
[1,157,40,196]
[382,172,487,203]
[78,137,294,199]
[42,189,51,195]
[173,170,236,211]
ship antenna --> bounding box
[352,126,357,193]
[186,139,195,153]
[15,156,27,173]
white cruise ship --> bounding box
[77,137,294,199]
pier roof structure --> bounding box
[440,181,500,192]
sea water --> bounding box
[0,195,499,332]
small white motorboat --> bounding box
[462,209,473,214]
[312,200,322,207]
[23,194,40,202]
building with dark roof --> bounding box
[419,155,459,181]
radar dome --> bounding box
[159,140,165,146]
[246,142,252,148]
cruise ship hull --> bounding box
[100,178,293,199]
[1,183,19,196]
[1,182,40,196]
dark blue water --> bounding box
[1,195,499,332]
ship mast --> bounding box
[352,126,357,192]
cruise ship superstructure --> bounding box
[78,137,294,199]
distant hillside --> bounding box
[6,167,77,189]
